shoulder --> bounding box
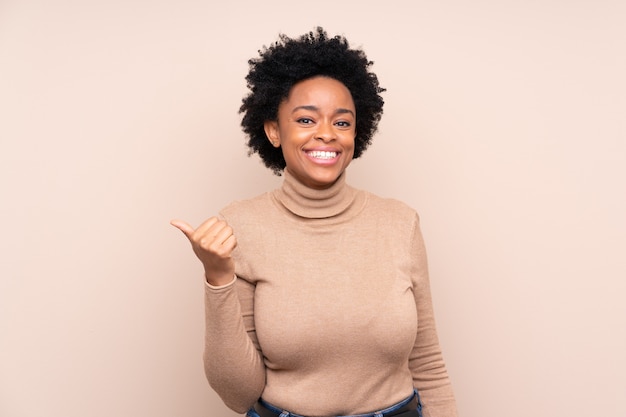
[220,192,271,217]
[218,192,274,230]
[361,190,419,223]
[351,189,422,242]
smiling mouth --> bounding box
[306,150,338,160]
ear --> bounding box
[264,120,280,147]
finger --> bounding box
[197,218,234,245]
[193,216,220,237]
[197,223,232,252]
[213,224,235,246]
[209,233,237,258]
[170,219,195,239]
[222,234,238,253]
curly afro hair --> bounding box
[240,27,385,174]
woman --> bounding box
[171,28,458,417]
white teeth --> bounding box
[307,151,337,159]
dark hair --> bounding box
[239,27,385,174]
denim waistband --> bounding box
[249,389,422,417]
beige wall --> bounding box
[1,1,625,416]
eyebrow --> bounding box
[292,105,355,117]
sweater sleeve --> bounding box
[203,276,265,413]
[408,214,458,417]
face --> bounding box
[264,76,356,190]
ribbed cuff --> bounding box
[205,274,237,290]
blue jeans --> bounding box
[246,389,422,417]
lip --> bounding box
[303,147,341,165]
[304,145,340,152]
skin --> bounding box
[171,76,357,285]
[170,217,237,286]
[264,76,357,190]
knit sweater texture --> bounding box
[203,170,457,417]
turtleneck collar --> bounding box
[272,169,365,219]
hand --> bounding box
[170,217,237,286]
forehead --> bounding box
[283,76,355,109]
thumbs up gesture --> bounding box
[170,217,237,286]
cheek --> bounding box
[346,134,356,151]
[280,144,300,165]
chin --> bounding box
[309,173,342,188]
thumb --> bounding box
[170,219,195,239]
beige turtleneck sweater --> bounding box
[203,171,457,417]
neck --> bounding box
[272,170,364,219]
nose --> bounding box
[314,120,335,142]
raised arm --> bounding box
[171,217,265,412]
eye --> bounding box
[335,120,352,128]
[297,117,315,125]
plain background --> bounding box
[1,1,625,416]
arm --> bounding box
[170,217,266,413]
[204,277,265,413]
[408,214,458,417]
